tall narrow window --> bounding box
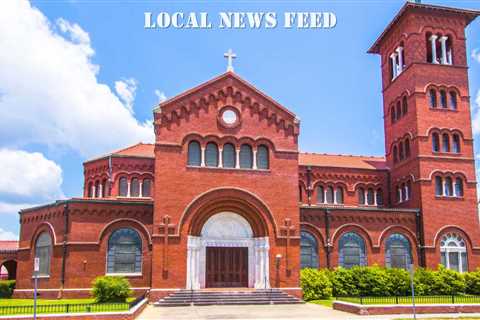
[317,186,325,204]
[205,142,219,167]
[358,188,365,205]
[442,134,450,152]
[407,180,412,200]
[95,180,101,198]
[399,141,405,160]
[187,141,201,166]
[102,179,107,197]
[385,233,412,269]
[222,143,236,168]
[301,231,319,269]
[405,139,411,158]
[88,182,93,198]
[444,177,453,197]
[393,146,398,163]
[452,134,460,153]
[450,91,458,110]
[367,188,375,205]
[396,101,402,119]
[402,96,408,115]
[130,178,140,197]
[336,187,344,204]
[339,232,367,268]
[432,133,440,152]
[107,228,142,274]
[440,233,467,273]
[401,183,407,202]
[391,106,396,124]
[119,177,128,197]
[299,185,303,202]
[440,90,447,108]
[257,145,269,169]
[376,188,384,206]
[142,179,151,197]
[455,178,464,197]
[35,232,52,276]
[397,186,403,203]
[429,89,437,108]
[239,144,253,169]
[435,176,443,196]
[326,186,334,204]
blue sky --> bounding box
[0,0,479,237]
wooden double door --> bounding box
[206,247,248,288]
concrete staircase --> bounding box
[154,289,304,307]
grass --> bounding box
[308,299,334,307]
[0,298,135,315]
[336,295,480,305]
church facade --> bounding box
[1,2,480,300]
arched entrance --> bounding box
[186,212,269,289]
[0,260,17,280]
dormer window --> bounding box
[390,45,405,80]
[427,33,453,65]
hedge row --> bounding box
[0,280,16,298]
[300,266,480,301]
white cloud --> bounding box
[155,89,167,103]
[0,0,154,158]
[472,49,480,64]
[0,201,37,215]
[0,228,17,241]
[0,149,64,201]
[115,78,138,113]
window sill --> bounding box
[435,196,464,200]
[186,165,270,173]
[432,151,461,156]
[32,275,50,279]
[428,107,458,112]
[105,273,142,277]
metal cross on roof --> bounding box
[224,49,237,72]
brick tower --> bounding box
[369,2,480,269]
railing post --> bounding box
[395,296,399,304]
[360,296,363,305]
[66,304,69,313]
[452,294,455,304]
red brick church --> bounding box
[1,1,479,300]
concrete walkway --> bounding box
[136,303,480,320]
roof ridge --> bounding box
[299,152,385,159]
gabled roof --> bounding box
[299,152,387,170]
[84,143,154,163]
[0,241,18,252]
[368,2,480,54]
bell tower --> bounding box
[369,2,480,269]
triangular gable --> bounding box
[153,71,299,136]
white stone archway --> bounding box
[186,212,270,289]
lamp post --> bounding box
[33,257,39,320]
[408,259,416,320]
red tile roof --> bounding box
[0,241,18,251]
[299,153,387,170]
[112,143,154,158]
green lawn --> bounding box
[337,295,480,305]
[0,298,135,315]
[308,299,334,307]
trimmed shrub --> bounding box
[385,268,411,296]
[300,268,332,300]
[432,265,465,295]
[352,265,390,297]
[465,269,480,294]
[413,267,436,295]
[91,276,132,303]
[331,267,359,297]
[0,280,15,298]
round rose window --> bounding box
[221,109,237,125]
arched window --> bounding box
[391,106,396,124]
[142,179,151,197]
[299,185,303,202]
[187,141,201,166]
[367,188,375,205]
[336,187,344,204]
[450,91,458,110]
[452,134,460,153]
[432,133,440,152]
[326,186,334,204]
[405,139,410,158]
[102,179,107,197]
[35,232,52,276]
[435,176,443,196]
[440,233,467,273]
[399,141,405,160]
[442,134,450,152]
[440,90,447,108]
[444,177,453,196]
[222,143,236,168]
[402,96,408,115]
[130,178,140,197]
[393,146,398,163]
[407,180,412,200]
[401,183,407,201]
[339,232,367,268]
[300,231,319,269]
[358,188,365,205]
[88,182,93,198]
[205,142,219,167]
[396,101,402,119]
[317,186,325,204]
[119,177,128,197]
[376,188,384,206]
[95,180,101,198]
[455,178,464,197]
[257,145,269,169]
[397,186,403,203]
[239,144,253,169]
[385,233,412,269]
[107,228,142,274]
[429,89,437,108]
